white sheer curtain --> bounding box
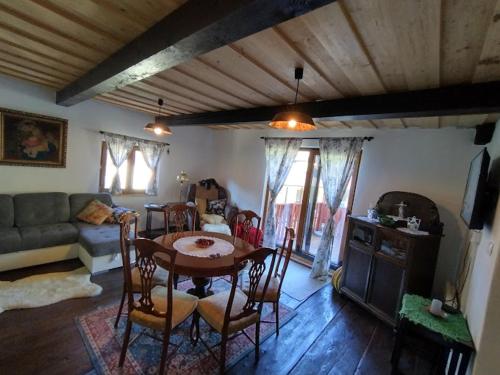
[104,133,135,195]
[263,138,302,247]
[138,141,166,196]
[310,138,363,280]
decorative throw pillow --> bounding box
[77,199,113,225]
[105,206,138,224]
[201,213,225,225]
[195,197,207,217]
[207,198,226,216]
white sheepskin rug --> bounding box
[0,267,102,314]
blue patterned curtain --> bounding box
[310,138,363,279]
[263,138,302,247]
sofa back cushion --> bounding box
[0,195,14,228]
[69,193,113,222]
[14,192,70,227]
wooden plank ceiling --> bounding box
[0,0,499,130]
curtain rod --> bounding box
[260,136,373,141]
[99,130,170,146]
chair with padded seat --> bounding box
[232,210,262,248]
[166,203,197,289]
[118,238,198,375]
[193,247,277,375]
[115,213,168,328]
[243,227,295,335]
[167,203,197,234]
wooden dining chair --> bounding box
[166,203,197,289]
[232,210,262,247]
[115,213,168,328]
[118,238,198,375]
[167,203,197,234]
[244,227,295,335]
[194,247,277,375]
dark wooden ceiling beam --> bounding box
[56,0,336,106]
[157,81,500,126]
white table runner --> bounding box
[173,236,235,258]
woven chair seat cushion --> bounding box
[130,286,198,331]
[130,267,168,292]
[243,275,280,302]
[197,289,259,334]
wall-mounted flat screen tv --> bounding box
[461,148,490,230]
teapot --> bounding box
[407,216,421,231]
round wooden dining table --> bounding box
[154,231,255,298]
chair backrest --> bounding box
[126,238,177,322]
[119,212,138,270]
[232,210,262,247]
[273,227,295,295]
[222,247,277,333]
[168,203,197,233]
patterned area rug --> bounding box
[77,278,296,375]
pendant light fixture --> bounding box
[144,98,172,136]
[269,67,316,131]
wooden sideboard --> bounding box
[341,216,441,326]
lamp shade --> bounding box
[269,111,316,131]
[144,122,172,136]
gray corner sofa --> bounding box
[0,192,133,274]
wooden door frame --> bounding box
[261,148,363,264]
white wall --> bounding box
[0,75,216,229]
[460,121,500,374]
[211,127,480,292]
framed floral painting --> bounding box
[0,108,67,168]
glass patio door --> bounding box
[269,148,360,267]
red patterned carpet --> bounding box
[76,278,296,375]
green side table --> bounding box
[391,294,474,374]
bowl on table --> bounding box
[195,238,215,249]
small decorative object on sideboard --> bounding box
[395,201,408,219]
[406,216,421,231]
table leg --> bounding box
[187,277,214,298]
[391,318,407,374]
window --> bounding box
[99,142,152,194]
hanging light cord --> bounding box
[293,78,300,105]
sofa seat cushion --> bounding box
[0,227,22,254]
[14,193,70,227]
[76,222,123,257]
[201,223,232,236]
[18,223,79,250]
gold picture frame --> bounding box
[0,108,67,168]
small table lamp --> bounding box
[176,171,189,201]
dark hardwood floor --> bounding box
[0,260,432,375]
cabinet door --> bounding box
[367,255,405,321]
[342,245,372,301]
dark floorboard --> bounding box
[0,260,430,375]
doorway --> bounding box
[269,148,361,267]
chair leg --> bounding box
[118,320,132,367]
[220,334,227,375]
[114,286,126,328]
[255,320,261,361]
[174,273,179,289]
[190,311,200,344]
[159,326,172,375]
[275,301,280,336]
